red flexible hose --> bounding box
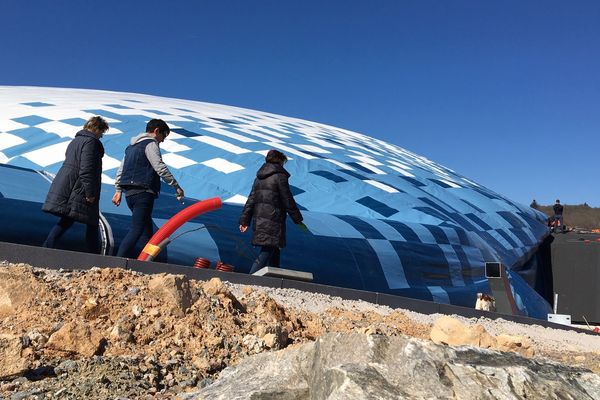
[137,197,222,261]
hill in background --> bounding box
[530,201,600,229]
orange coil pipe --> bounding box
[137,197,222,261]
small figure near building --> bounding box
[475,293,496,312]
[552,199,564,233]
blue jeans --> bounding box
[43,216,100,254]
[249,246,280,274]
[116,192,155,258]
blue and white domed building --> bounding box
[0,86,552,317]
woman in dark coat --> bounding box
[239,149,306,274]
[42,116,108,253]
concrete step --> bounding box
[252,266,313,282]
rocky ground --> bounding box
[1,261,600,399]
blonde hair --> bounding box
[83,116,109,135]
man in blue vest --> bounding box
[112,119,184,258]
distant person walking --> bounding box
[553,199,564,232]
[112,119,184,258]
[239,149,307,274]
[42,116,109,253]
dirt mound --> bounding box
[0,263,599,398]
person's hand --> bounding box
[239,224,248,233]
[175,186,185,202]
[296,222,309,232]
[112,191,122,206]
[85,196,96,204]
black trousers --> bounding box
[116,192,155,258]
[43,216,100,254]
[249,246,280,274]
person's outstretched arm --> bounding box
[112,156,125,206]
[145,141,184,199]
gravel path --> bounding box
[229,282,600,354]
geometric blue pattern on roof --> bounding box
[338,169,368,180]
[3,127,66,158]
[12,115,52,126]
[209,117,240,125]
[383,221,420,242]
[171,128,202,137]
[104,104,133,109]
[461,199,485,213]
[0,86,552,319]
[143,109,171,115]
[495,229,520,248]
[424,225,450,244]
[356,196,399,218]
[21,102,54,107]
[473,187,499,200]
[337,215,386,240]
[429,179,453,188]
[414,206,450,222]
[60,118,88,126]
[447,213,477,231]
[497,211,525,228]
[397,176,426,187]
[347,162,377,174]
[310,170,347,183]
[419,197,453,215]
[465,213,493,231]
[288,185,305,196]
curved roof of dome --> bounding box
[0,86,551,317]
[0,86,544,222]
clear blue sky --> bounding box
[2,1,599,206]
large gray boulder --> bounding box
[181,333,600,400]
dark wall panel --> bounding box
[551,233,600,323]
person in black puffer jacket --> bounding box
[239,149,306,274]
[42,116,108,253]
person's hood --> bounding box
[130,133,157,146]
[256,162,290,179]
[75,129,100,140]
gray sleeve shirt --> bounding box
[144,140,179,188]
[114,136,180,192]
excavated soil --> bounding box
[1,261,599,399]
